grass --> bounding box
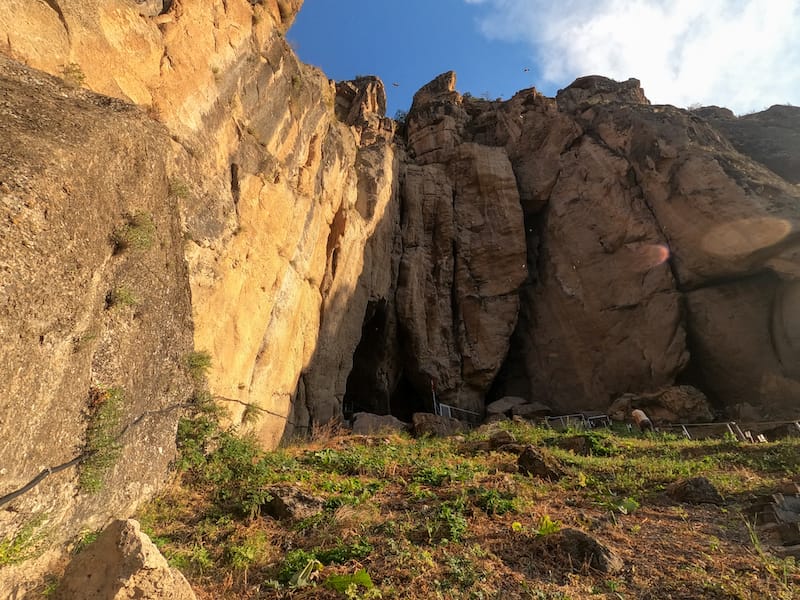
[136,419,800,599]
[0,514,48,566]
[79,386,124,493]
[111,212,156,253]
[105,285,138,309]
[185,350,212,381]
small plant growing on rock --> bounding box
[79,386,124,493]
[105,285,138,309]
[168,178,191,200]
[185,350,212,381]
[111,212,156,253]
[60,62,85,87]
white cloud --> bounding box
[468,0,800,114]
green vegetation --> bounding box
[60,62,85,87]
[185,350,212,381]
[105,285,138,308]
[138,417,800,599]
[169,178,191,200]
[79,386,124,493]
[111,211,156,253]
[0,514,48,566]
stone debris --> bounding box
[748,483,800,559]
[517,446,565,481]
[263,486,325,522]
[666,477,725,505]
[56,519,196,600]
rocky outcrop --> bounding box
[495,76,800,418]
[397,72,528,413]
[695,104,800,184]
[55,519,196,600]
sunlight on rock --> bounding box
[702,216,792,258]
[623,243,670,272]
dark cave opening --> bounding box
[343,299,392,418]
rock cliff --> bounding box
[1,0,800,592]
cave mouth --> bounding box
[342,299,430,423]
[342,299,391,419]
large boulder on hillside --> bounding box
[608,386,714,424]
[412,413,468,437]
[351,412,410,435]
[486,396,527,415]
[56,519,196,600]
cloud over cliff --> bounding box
[467,0,800,114]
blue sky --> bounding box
[288,0,800,117]
[288,0,545,118]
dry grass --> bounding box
[136,422,800,599]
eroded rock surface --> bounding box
[56,519,196,600]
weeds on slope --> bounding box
[135,415,800,599]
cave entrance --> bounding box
[388,373,427,423]
[343,299,392,419]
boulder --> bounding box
[486,396,527,415]
[56,519,196,600]
[667,477,724,505]
[412,413,468,437]
[263,486,325,521]
[541,528,624,574]
[351,412,410,435]
[608,386,714,424]
[511,402,552,419]
[489,429,517,449]
[517,446,565,481]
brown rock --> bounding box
[56,519,196,600]
[608,386,714,424]
[699,104,800,184]
[351,412,410,435]
[511,402,552,419]
[556,76,650,114]
[486,396,527,415]
[517,446,565,480]
[397,78,528,413]
[412,413,468,438]
[263,486,325,521]
[667,477,725,505]
[542,528,624,574]
[489,429,517,449]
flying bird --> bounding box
[523,68,530,72]
[392,82,400,87]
